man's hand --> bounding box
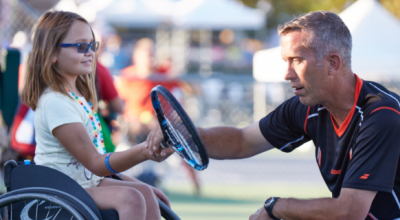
[145,125,174,162]
[260,188,376,220]
[250,207,272,220]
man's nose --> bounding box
[284,63,297,81]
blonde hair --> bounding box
[278,11,352,68]
[22,10,98,111]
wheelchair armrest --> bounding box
[4,160,18,190]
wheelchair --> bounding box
[0,160,181,220]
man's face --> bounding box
[281,31,329,106]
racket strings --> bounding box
[159,94,203,165]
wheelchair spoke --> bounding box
[46,202,51,219]
[36,200,39,220]
[53,207,62,219]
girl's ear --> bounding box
[52,54,57,63]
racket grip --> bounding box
[160,140,169,149]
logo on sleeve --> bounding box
[360,174,369,179]
[331,169,341,175]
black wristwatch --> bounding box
[264,197,280,220]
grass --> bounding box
[164,183,331,220]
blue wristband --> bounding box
[105,153,119,174]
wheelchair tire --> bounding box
[0,187,101,220]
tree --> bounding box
[380,0,400,19]
[241,0,400,29]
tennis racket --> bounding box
[151,85,209,171]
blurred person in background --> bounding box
[115,38,201,194]
[99,34,131,74]
[115,38,176,144]
[94,31,124,152]
[96,35,124,115]
[148,11,400,219]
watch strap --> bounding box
[264,197,280,220]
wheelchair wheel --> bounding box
[0,193,83,220]
[158,199,181,220]
[0,187,100,220]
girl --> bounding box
[21,10,173,220]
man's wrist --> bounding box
[264,197,281,220]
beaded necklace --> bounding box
[66,88,105,154]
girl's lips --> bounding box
[82,60,92,66]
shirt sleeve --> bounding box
[259,96,311,152]
[96,63,118,101]
[43,95,83,132]
[342,109,400,193]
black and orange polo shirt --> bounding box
[260,75,400,219]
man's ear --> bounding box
[328,53,341,75]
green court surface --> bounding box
[165,183,331,220]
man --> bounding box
[147,11,400,219]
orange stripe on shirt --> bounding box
[370,106,400,115]
[304,107,310,135]
[331,75,363,137]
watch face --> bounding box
[265,198,273,207]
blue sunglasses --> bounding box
[58,41,100,53]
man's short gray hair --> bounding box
[278,11,352,68]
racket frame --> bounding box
[151,85,209,171]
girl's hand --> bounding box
[145,125,174,162]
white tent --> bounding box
[97,0,266,30]
[97,0,172,28]
[253,0,400,82]
[172,0,266,30]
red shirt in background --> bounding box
[96,62,119,101]
[115,66,181,123]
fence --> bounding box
[0,0,40,52]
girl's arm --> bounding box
[52,122,174,176]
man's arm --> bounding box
[250,188,376,220]
[197,122,274,160]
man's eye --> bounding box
[293,59,302,64]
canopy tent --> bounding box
[97,0,266,30]
[96,0,172,28]
[253,0,400,82]
[172,0,266,30]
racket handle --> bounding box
[160,140,169,149]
